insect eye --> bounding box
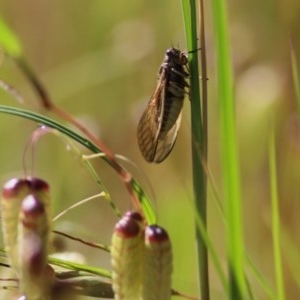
[180,53,188,64]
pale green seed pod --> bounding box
[18,194,52,299]
[111,211,145,300]
[1,177,51,275]
[141,225,173,300]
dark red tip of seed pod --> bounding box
[2,178,27,199]
[124,211,144,222]
[2,177,49,199]
[115,216,140,238]
[27,177,49,192]
[22,195,45,216]
[145,225,169,243]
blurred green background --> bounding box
[0,0,300,299]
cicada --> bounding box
[137,48,189,163]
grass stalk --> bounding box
[181,1,209,299]
[269,125,286,300]
[210,0,247,298]
[290,37,300,120]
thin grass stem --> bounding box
[181,1,209,299]
[269,127,286,300]
[210,0,247,297]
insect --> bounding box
[137,48,189,163]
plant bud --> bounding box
[18,194,51,299]
[1,177,51,276]
[141,225,172,300]
[111,211,144,300]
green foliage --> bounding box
[0,15,21,57]
[210,0,246,298]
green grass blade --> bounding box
[131,179,156,224]
[210,0,247,298]
[246,255,277,300]
[0,105,156,224]
[194,207,227,292]
[268,128,286,300]
[290,37,300,121]
[0,15,22,57]
[181,1,194,49]
[181,1,209,299]
[280,226,300,289]
[49,256,111,278]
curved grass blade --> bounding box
[0,105,156,225]
[49,256,111,279]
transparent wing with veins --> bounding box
[137,68,181,163]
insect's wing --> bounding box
[152,112,182,163]
[137,75,166,162]
[137,67,183,163]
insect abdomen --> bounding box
[159,97,184,139]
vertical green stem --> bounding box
[290,37,300,119]
[210,0,246,298]
[181,0,209,299]
[269,127,286,300]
